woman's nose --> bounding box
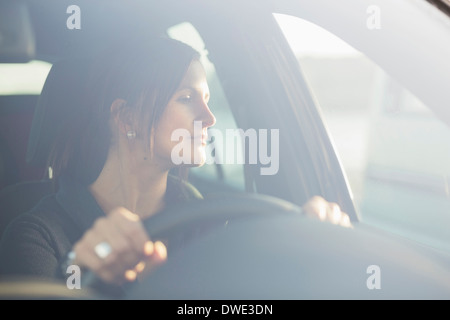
[199,102,216,128]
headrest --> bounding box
[26,58,92,167]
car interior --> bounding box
[0,0,358,238]
[2,0,450,299]
[0,2,246,237]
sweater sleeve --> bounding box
[0,214,61,280]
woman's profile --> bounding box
[0,37,351,294]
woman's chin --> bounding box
[191,151,207,166]
[177,153,206,167]
[190,157,206,167]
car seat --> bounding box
[0,57,92,237]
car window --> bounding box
[167,22,245,192]
[275,13,450,252]
[0,60,51,95]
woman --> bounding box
[0,37,350,291]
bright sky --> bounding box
[0,60,51,95]
[274,13,361,58]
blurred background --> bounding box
[276,13,450,252]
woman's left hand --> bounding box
[302,196,352,228]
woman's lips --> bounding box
[192,135,207,145]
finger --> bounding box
[134,261,146,273]
[124,269,138,282]
[137,241,168,281]
[144,241,167,269]
[93,219,146,276]
[109,207,152,255]
[328,203,342,224]
[302,196,327,221]
[144,240,154,256]
[303,197,353,228]
[123,242,167,281]
[123,244,156,278]
[340,212,353,228]
[326,202,352,228]
[72,236,101,272]
[154,241,167,261]
[72,229,122,284]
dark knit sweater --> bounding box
[0,174,202,282]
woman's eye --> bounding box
[178,95,192,103]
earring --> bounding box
[126,130,136,140]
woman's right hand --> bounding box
[302,196,352,228]
[71,207,167,285]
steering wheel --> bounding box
[81,193,303,297]
[143,193,302,239]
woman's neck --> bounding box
[89,152,169,219]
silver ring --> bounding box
[94,241,112,259]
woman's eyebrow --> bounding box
[177,86,197,92]
[178,85,209,93]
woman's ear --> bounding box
[110,98,133,135]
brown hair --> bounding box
[48,37,200,185]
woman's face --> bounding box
[152,60,216,168]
